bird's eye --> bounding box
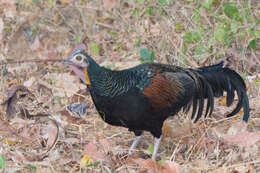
[75,55,83,62]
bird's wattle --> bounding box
[70,65,87,84]
[84,67,91,85]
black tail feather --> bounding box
[191,97,198,120]
[204,81,214,118]
[190,62,250,122]
[194,96,204,123]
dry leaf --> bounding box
[162,120,193,141]
[64,137,78,144]
[128,158,163,172]
[60,109,87,125]
[226,121,247,135]
[218,96,226,106]
[83,141,105,162]
[223,131,260,147]
[23,77,36,88]
[0,117,13,136]
[232,165,250,173]
[99,138,110,153]
[30,36,42,51]
[2,138,20,145]
[191,159,210,170]
[2,85,31,119]
[104,0,119,9]
[60,0,70,6]
[43,73,86,97]
[2,85,30,105]
[162,160,180,173]
[13,150,27,164]
[45,123,58,148]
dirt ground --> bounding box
[0,0,259,172]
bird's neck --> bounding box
[87,64,134,97]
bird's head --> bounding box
[63,44,96,85]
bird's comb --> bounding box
[68,43,86,59]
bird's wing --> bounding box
[142,70,196,110]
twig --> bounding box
[1,58,63,65]
[95,22,115,30]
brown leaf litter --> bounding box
[0,85,59,162]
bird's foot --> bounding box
[151,136,162,161]
[128,135,142,156]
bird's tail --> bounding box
[189,61,250,123]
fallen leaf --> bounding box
[43,73,86,97]
[162,120,193,142]
[218,96,227,106]
[60,0,70,6]
[191,159,211,171]
[226,121,247,135]
[223,131,260,147]
[141,158,161,170]
[45,121,59,148]
[104,0,119,9]
[2,85,31,119]
[23,77,36,88]
[83,141,105,162]
[18,123,40,140]
[12,150,26,164]
[127,158,163,172]
[0,117,32,143]
[63,137,78,144]
[60,109,87,125]
[30,36,42,51]
[232,165,250,173]
[99,138,110,153]
[0,119,13,136]
[2,85,30,105]
[162,160,180,173]
[1,138,20,145]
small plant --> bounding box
[140,47,155,63]
[27,164,37,171]
[89,41,100,56]
[144,144,154,155]
[0,154,5,169]
[180,0,259,59]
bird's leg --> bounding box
[152,135,162,161]
[128,135,142,155]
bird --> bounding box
[63,43,250,161]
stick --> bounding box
[1,58,63,65]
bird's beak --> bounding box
[62,58,71,64]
